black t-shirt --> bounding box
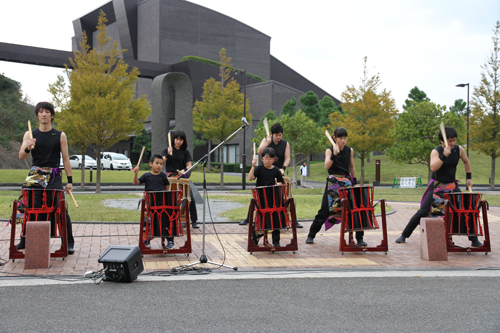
[254,165,284,187]
[328,145,351,176]
[31,128,62,168]
[433,145,460,183]
[161,147,192,174]
[138,172,170,191]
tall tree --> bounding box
[0,74,35,148]
[333,57,398,185]
[403,86,430,110]
[49,10,151,193]
[281,98,297,117]
[299,91,320,120]
[280,110,324,187]
[386,101,466,183]
[193,48,251,187]
[470,21,500,189]
[449,99,467,116]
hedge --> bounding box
[181,55,266,82]
[210,162,252,173]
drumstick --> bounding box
[253,142,256,156]
[468,186,472,193]
[275,178,277,185]
[325,129,338,153]
[137,146,145,168]
[68,190,79,208]
[440,122,448,148]
[28,120,35,150]
[168,132,172,155]
[263,118,270,137]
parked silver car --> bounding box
[101,152,132,170]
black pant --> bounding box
[402,185,478,241]
[190,189,197,223]
[307,183,364,240]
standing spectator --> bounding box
[300,162,307,188]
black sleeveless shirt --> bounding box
[328,145,351,176]
[31,128,62,168]
[268,139,287,169]
[433,145,460,183]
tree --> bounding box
[132,129,151,165]
[299,91,320,120]
[49,10,151,193]
[403,86,430,110]
[281,110,324,187]
[193,48,251,187]
[469,21,500,189]
[333,57,398,185]
[0,74,35,149]
[281,97,298,117]
[386,101,466,183]
[449,99,467,117]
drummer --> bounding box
[17,102,75,254]
[305,127,366,246]
[240,122,303,228]
[395,126,482,246]
[161,130,199,229]
[248,147,285,247]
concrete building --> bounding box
[72,0,339,166]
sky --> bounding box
[0,0,499,110]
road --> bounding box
[0,270,499,332]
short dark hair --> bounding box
[262,147,276,158]
[271,122,283,134]
[171,130,188,149]
[35,102,55,122]
[150,154,163,163]
[438,126,457,142]
[332,127,348,143]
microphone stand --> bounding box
[173,122,249,271]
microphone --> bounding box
[241,117,250,127]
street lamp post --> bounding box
[237,70,247,190]
[456,83,470,157]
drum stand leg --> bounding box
[172,157,238,272]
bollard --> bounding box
[90,167,93,183]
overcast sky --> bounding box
[0,0,499,110]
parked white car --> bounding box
[101,152,132,170]
[69,155,98,169]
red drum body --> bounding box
[139,190,192,254]
[22,188,65,238]
[338,186,379,231]
[251,185,290,231]
[444,192,482,237]
[10,188,68,260]
[145,191,183,238]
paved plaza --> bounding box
[1,196,498,277]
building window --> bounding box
[214,144,239,163]
[123,149,128,157]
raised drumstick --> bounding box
[440,122,448,148]
[68,190,79,208]
[137,146,145,168]
[28,120,35,150]
[168,132,172,155]
[263,118,270,137]
[325,129,338,153]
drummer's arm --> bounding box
[133,166,141,185]
[283,142,290,168]
[459,145,473,188]
[349,148,357,185]
[324,148,334,170]
[19,131,35,160]
[257,137,270,155]
[248,158,257,181]
[60,132,73,192]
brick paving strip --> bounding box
[0,202,498,276]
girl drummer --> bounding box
[305,127,366,246]
[161,130,199,229]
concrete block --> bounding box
[25,221,50,269]
[420,218,448,261]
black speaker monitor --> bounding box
[98,245,144,282]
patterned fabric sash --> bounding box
[430,180,458,216]
[325,174,352,230]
